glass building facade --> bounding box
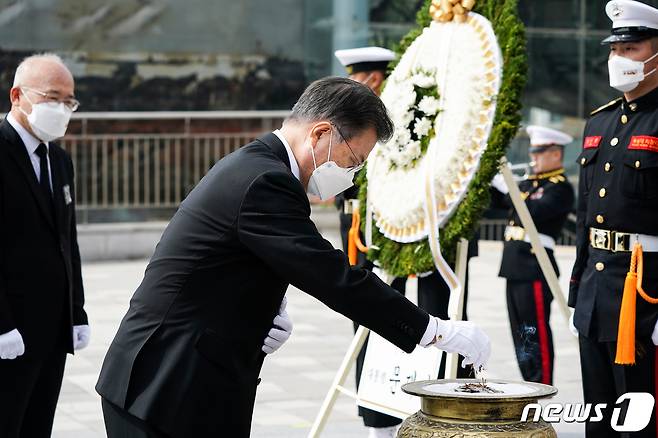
[1,0,658,173]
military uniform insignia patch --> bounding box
[628,135,658,152]
[584,136,602,149]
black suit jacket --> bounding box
[96,132,430,438]
[0,119,87,357]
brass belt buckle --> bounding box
[505,226,525,242]
[590,228,611,250]
[612,232,631,253]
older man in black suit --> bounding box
[0,53,89,438]
[96,77,491,438]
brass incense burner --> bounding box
[398,379,558,437]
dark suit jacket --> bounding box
[0,118,87,357]
[96,132,430,438]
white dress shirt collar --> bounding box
[6,113,52,187]
[6,112,47,156]
[273,129,300,181]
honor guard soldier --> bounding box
[570,1,658,436]
[494,126,574,386]
[334,46,394,266]
[334,46,402,438]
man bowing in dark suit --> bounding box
[96,77,491,438]
[0,53,89,438]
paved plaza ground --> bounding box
[52,230,585,437]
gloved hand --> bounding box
[491,173,509,194]
[652,319,658,346]
[432,318,491,370]
[73,325,91,350]
[0,328,25,359]
[569,312,579,338]
[262,296,293,354]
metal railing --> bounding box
[62,133,256,209]
[61,111,288,222]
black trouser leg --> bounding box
[579,335,656,438]
[18,351,67,438]
[0,357,40,438]
[506,279,554,385]
[0,345,67,438]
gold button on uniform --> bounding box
[621,114,628,124]
[630,103,638,111]
[605,162,611,172]
[581,157,587,165]
[599,188,606,198]
[635,160,641,168]
[596,262,605,272]
[596,215,604,224]
[610,137,619,146]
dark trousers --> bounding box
[506,278,554,385]
[579,335,656,438]
[0,348,67,438]
[102,398,171,438]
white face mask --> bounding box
[20,90,73,142]
[307,129,360,200]
[608,51,658,93]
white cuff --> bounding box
[419,316,438,347]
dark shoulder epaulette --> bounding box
[590,97,622,116]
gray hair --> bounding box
[12,53,68,88]
[288,77,394,143]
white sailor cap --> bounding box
[334,47,396,75]
[602,0,658,44]
[526,125,573,153]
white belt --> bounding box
[589,227,658,253]
[505,226,556,250]
[631,234,658,252]
[524,233,555,251]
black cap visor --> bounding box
[602,26,658,44]
[529,144,564,154]
[346,61,390,75]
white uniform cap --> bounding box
[526,125,573,151]
[602,0,658,44]
[334,47,396,74]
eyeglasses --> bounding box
[333,124,364,171]
[21,87,80,112]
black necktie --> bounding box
[35,143,53,201]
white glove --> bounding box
[491,173,509,194]
[262,296,293,354]
[73,325,91,350]
[569,312,579,338]
[432,318,491,370]
[0,329,25,359]
[652,319,658,346]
